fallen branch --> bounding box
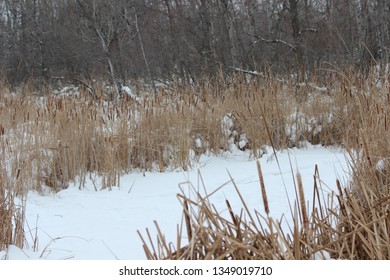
[298,28,317,35]
[227,66,286,83]
[248,33,296,52]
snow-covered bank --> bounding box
[1,145,349,260]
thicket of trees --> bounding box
[0,0,389,87]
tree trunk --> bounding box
[289,0,304,80]
[95,27,120,95]
[218,0,238,67]
[134,7,156,93]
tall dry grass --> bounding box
[138,68,390,260]
[138,164,335,260]
[0,151,25,252]
[1,66,389,257]
[0,74,299,193]
[331,78,390,259]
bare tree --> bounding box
[0,0,389,86]
[75,0,122,94]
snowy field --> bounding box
[1,144,349,260]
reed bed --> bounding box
[0,155,25,251]
[138,164,334,260]
[1,67,389,257]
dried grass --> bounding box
[139,166,332,260]
[139,68,390,260]
[1,67,390,257]
[0,158,25,251]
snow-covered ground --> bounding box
[1,144,349,260]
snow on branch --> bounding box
[228,66,286,83]
[227,66,262,76]
[298,28,317,35]
[248,33,296,52]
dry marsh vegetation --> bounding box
[1,68,390,258]
[1,155,25,251]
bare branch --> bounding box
[228,66,286,83]
[248,33,296,52]
[298,28,317,35]
[228,66,262,76]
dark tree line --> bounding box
[0,0,389,87]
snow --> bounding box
[221,113,235,137]
[376,159,386,172]
[194,136,202,148]
[121,85,133,97]
[0,144,349,260]
[238,133,248,150]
